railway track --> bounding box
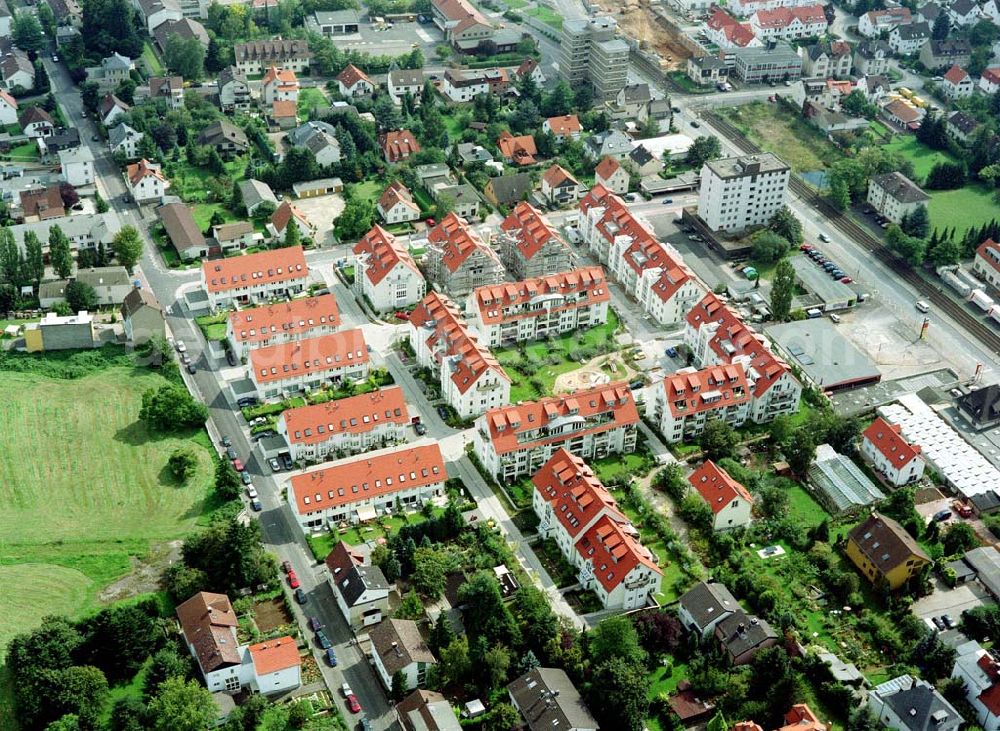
[703,113,1000,356]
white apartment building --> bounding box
[466,266,610,348]
[125,158,169,204]
[498,202,575,281]
[532,448,662,610]
[867,172,930,224]
[697,153,791,233]
[352,225,426,313]
[277,386,410,462]
[646,364,752,444]
[201,246,309,311]
[473,383,640,481]
[226,293,340,360]
[248,329,370,400]
[749,5,827,41]
[861,416,926,486]
[688,460,754,531]
[409,292,510,420]
[974,239,1000,290]
[953,641,1000,731]
[288,443,446,530]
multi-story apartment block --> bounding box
[800,40,853,78]
[440,67,509,102]
[409,292,510,419]
[288,443,446,530]
[201,246,308,311]
[861,416,925,486]
[558,17,628,102]
[352,225,426,312]
[248,329,370,400]
[857,7,912,37]
[467,266,610,348]
[473,383,639,481]
[646,364,752,443]
[697,153,790,233]
[532,449,662,610]
[498,202,574,281]
[866,172,930,224]
[750,4,827,41]
[578,185,703,325]
[277,386,410,462]
[226,293,340,360]
[684,293,802,424]
[423,213,506,298]
[234,39,311,75]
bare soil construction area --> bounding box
[592,0,693,69]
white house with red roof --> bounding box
[473,383,640,480]
[688,460,754,530]
[577,515,662,610]
[423,213,505,297]
[594,156,628,195]
[267,201,315,241]
[750,5,827,41]
[409,291,510,419]
[277,386,410,461]
[498,202,574,280]
[201,245,308,310]
[540,164,581,206]
[861,416,925,486]
[732,0,825,17]
[954,640,1000,731]
[288,443,446,530]
[0,90,17,126]
[377,182,421,225]
[542,114,582,141]
[858,7,912,37]
[684,292,802,424]
[352,225,426,312]
[467,266,610,348]
[705,9,760,48]
[980,67,1000,95]
[431,0,494,51]
[262,66,299,104]
[379,130,421,164]
[335,63,374,97]
[942,65,975,99]
[974,239,1000,290]
[125,158,169,204]
[249,329,370,399]
[245,637,301,694]
[647,364,752,443]
[226,293,340,359]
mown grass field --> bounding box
[0,367,216,651]
[298,87,332,121]
[883,136,956,181]
[718,102,844,173]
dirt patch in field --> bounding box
[592,0,692,69]
[98,540,182,603]
[554,353,638,393]
[254,597,293,632]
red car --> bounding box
[346,694,361,714]
[425,218,436,227]
[281,560,292,574]
[800,244,814,251]
[840,276,853,284]
[395,311,410,321]
[288,570,300,589]
[232,459,245,472]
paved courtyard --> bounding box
[294,193,345,246]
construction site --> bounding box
[591,0,695,70]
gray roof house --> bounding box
[713,609,779,665]
[237,179,278,215]
[484,173,533,206]
[369,619,437,691]
[584,129,634,160]
[508,667,598,731]
[325,540,391,630]
[961,546,1000,599]
[868,675,963,731]
[76,266,131,306]
[457,143,493,164]
[678,581,739,637]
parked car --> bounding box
[294,588,307,604]
[830,270,845,279]
[226,446,238,460]
[249,417,267,427]
[942,614,956,629]
[180,353,191,365]
[629,379,644,390]
[395,311,410,320]
[315,631,332,650]
[237,397,257,407]
[953,501,973,518]
[932,616,946,630]
[282,560,292,574]
[665,347,678,358]
[176,340,187,353]
[241,472,252,485]
[436,405,450,420]
[251,499,262,512]
[414,422,427,435]
[690,120,700,128]
[933,509,952,522]
[425,218,436,227]
[232,459,245,472]
[281,454,293,470]
[359,719,372,731]
[840,277,853,284]
[288,570,300,589]
[269,458,281,472]
[308,616,323,632]
[221,435,232,447]
[186,363,197,374]
[818,232,830,242]
[226,351,238,367]
[254,430,278,441]
[662,197,674,204]
[246,486,258,500]
[346,695,361,714]
[325,648,338,667]
[342,683,353,698]
[800,244,813,251]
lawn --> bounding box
[306,509,442,560]
[504,0,527,7]
[298,87,332,121]
[192,202,238,232]
[141,41,164,75]
[883,137,957,181]
[525,5,563,28]
[927,184,1000,234]
[592,450,654,484]
[494,310,621,401]
[717,102,845,173]
[783,480,828,530]
[167,158,247,204]
[351,180,381,202]
[196,311,229,341]
[2,141,38,162]
[0,366,216,651]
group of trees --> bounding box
[139,383,209,431]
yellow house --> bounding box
[845,512,931,591]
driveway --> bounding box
[912,577,990,622]
[294,193,346,246]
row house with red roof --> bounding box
[497,202,575,280]
[249,329,370,400]
[861,416,925,486]
[473,382,640,480]
[684,292,801,424]
[466,266,611,348]
[423,213,506,298]
[201,245,309,310]
[705,9,761,48]
[974,239,1000,291]
[579,184,704,326]
[287,443,446,529]
[409,292,510,419]
[647,364,752,443]
[226,293,340,360]
[352,225,426,312]
[732,0,825,17]
[688,460,754,530]
[532,449,662,609]
[176,592,301,696]
[953,640,1000,731]
[277,386,410,462]
[749,5,827,41]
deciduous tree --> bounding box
[65,280,98,312]
[700,418,739,461]
[147,677,217,731]
[112,225,144,271]
[771,257,796,321]
[139,384,209,431]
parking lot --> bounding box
[912,576,991,626]
[332,20,443,57]
[293,193,345,246]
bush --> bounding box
[167,448,198,482]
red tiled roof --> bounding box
[862,416,921,469]
[707,9,756,45]
[175,592,240,673]
[977,239,1000,274]
[0,89,17,109]
[943,64,969,84]
[409,291,509,394]
[202,245,307,294]
[516,57,539,77]
[542,163,578,189]
[126,158,165,186]
[594,156,622,182]
[734,723,764,731]
[981,67,1000,85]
[250,329,368,385]
[545,114,581,136]
[482,383,639,456]
[281,386,409,445]
[977,654,1000,715]
[533,448,626,539]
[271,200,311,235]
[290,443,444,513]
[271,100,297,118]
[380,130,421,162]
[262,66,298,87]
[378,181,419,216]
[432,0,490,33]
[353,224,421,285]
[575,514,661,592]
[663,364,750,419]
[500,202,568,262]
[883,99,921,123]
[753,4,827,28]
[427,213,499,274]
[336,63,372,88]
[778,704,827,731]
[228,294,340,345]
[497,130,537,165]
[19,185,65,221]
[248,636,300,675]
[650,266,693,303]
[688,460,753,514]
[472,266,610,326]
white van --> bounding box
[829,313,841,323]
[916,300,930,313]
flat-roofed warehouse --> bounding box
[765,319,881,392]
